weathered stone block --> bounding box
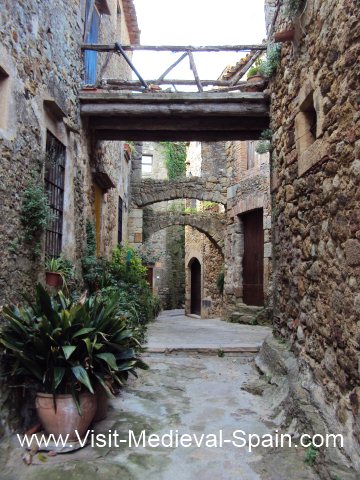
[344,239,360,266]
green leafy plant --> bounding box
[247,58,266,79]
[0,284,148,411]
[161,142,187,179]
[45,257,74,291]
[20,182,53,256]
[216,269,225,294]
[259,45,282,78]
[255,129,273,154]
[217,349,225,358]
[284,0,306,17]
[304,443,317,466]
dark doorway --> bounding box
[241,209,264,306]
[190,258,201,315]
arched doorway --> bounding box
[190,258,201,315]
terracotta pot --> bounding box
[36,393,97,441]
[245,74,265,92]
[45,271,63,287]
[93,384,109,422]
[274,29,295,43]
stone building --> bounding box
[0,0,138,431]
[224,140,272,315]
[265,0,360,473]
[0,0,139,307]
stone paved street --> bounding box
[1,312,319,480]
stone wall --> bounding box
[266,0,360,470]
[0,0,136,432]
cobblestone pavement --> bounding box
[1,312,319,480]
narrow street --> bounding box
[2,311,319,480]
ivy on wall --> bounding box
[161,142,187,179]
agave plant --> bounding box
[0,284,148,410]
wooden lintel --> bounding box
[90,115,269,131]
[79,91,268,103]
[81,102,269,117]
[81,43,268,52]
[93,129,266,142]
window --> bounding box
[118,196,123,244]
[45,132,66,257]
[247,141,255,169]
[142,155,153,174]
[295,91,317,155]
[0,65,10,130]
[84,0,101,85]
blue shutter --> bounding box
[84,0,100,85]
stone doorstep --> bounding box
[146,346,260,355]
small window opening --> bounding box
[141,154,153,174]
[0,66,10,130]
[295,91,318,155]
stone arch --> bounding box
[131,176,227,207]
[143,211,226,254]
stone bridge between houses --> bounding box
[143,210,226,253]
[131,176,228,208]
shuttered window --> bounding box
[84,0,100,85]
[45,132,66,257]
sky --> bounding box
[132,0,266,90]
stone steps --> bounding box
[227,303,267,325]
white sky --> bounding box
[132,0,266,90]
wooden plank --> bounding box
[188,51,203,92]
[157,52,188,82]
[79,91,268,103]
[80,102,269,117]
[82,43,268,52]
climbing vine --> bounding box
[161,142,187,179]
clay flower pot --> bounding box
[45,271,63,287]
[36,393,97,441]
[246,74,265,92]
[274,29,295,43]
[93,384,109,422]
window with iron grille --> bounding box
[118,196,123,244]
[45,131,66,257]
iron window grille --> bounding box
[45,131,66,257]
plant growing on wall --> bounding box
[259,45,282,78]
[20,182,52,256]
[161,142,187,179]
[255,129,273,154]
[284,0,306,17]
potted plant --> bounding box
[0,284,148,438]
[45,257,73,288]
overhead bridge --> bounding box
[79,91,270,142]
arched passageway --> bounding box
[189,258,201,315]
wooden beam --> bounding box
[102,79,232,87]
[93,130,265,141]
[82,43,268,52]
[80,102,269,117]
[157,52,188,82]
[79,91,268,103]
[188,51,203,92]
[90,116,269,131]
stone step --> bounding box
[228,313,257,325]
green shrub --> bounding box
[0,284,148,410]
[161,142,187,179]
